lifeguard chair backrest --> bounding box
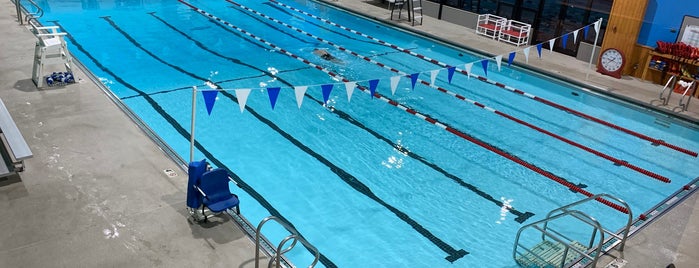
[186,159,208,208]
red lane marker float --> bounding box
[229,0,670,184]
[270,0,698,158]
[178,0,629,213]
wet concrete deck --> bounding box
[0,0,697,267]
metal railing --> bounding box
[13,0,43,25]
[255,216,320,268]
[676,81,696,112]
[25,0,43,22]
[513,194,633,268]
[658,75,677,106]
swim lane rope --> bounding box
[179,0,629,214]
[269,0,698,159]
[227,0,671,184]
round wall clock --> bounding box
[597,48,625,79]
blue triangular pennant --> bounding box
[369,79,379,98]
[266,87,281,110]
[536,43,543,58]
[410,73,419,90]
[447,66,456,83]
[583,25,590,39]
[562,34,569,48]
[508,52,516,66]
[202,90,218,115]
[481,59,489,76]
[321,84,333,104]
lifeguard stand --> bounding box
[31,25,73,88]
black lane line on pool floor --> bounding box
[150,11,535,221]
[269,0,699,158]
[229,0,673,185]
[51,20,339,268]
[100,16,469,262]
[182,1,630,215]
[148,11,536,223]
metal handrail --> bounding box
[677,81,696,112]
[541,193,632,251]
[514,209,604,268]
[24,0,43,22]
[255,216,320,268]
[659,75,677,106]
[513,194,633,268]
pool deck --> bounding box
[0,0,697,267]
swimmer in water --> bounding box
[313,48,343,63]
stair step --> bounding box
[516,240,588,268]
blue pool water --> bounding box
[32,0,699,267]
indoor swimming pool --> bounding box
[30,0,699,267]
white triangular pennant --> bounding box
[344,81,357,102]
[294,86,308,109]
[430,69,439,85]
[573,29,579,43]
[390,76,400,95]
[594,19,602,33]
[464,62,473,79]
[235,88,251,113]
[523,46,531,63]
[548,39,556,53]
[495,55,503,71]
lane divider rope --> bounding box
[179,0,629,213]
[229,0,671,184]
[269,0,698,159]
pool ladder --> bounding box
[255,216,320,268]
[658,75,696,112]
[513,194,632,268]
[12,0,43,25]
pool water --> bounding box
[33,0,699,267]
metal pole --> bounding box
[586,18,602,80]
[15,0,23,25]
[190,86,197,163]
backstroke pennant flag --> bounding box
[294,86,308,108]
[235,89,251,113]
[594,19,601,34]
[447,66,456,83]
[481,59,489,76]
[583,25,590,39]
[548,39,556,53]
[508,52,516,66]
[562,34,569,49]
[495,55,503,71]
[523,47,531,63]
[267,87,281,110]
[369,79,380,98]
[573,29,579,43]
[536,43,543,58]
[390,76,400,95]
[344,81,357,102]
[410,73,419,89]
[202,89,218,115]
[464,62,473,79]
[430,69,439,85]
[321,84,334,104]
